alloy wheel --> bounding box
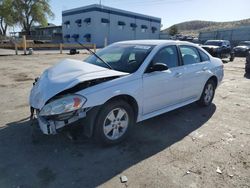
[204,83,214,104]
[103,108,129,140]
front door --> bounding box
[142,45,184,114]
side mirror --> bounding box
[148,63,168,73]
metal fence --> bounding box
[199,26,250,46]
[0,36,96,55]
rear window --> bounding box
[205,41,222,46]
[198,49,210,62]
[239,42,250,46]
[180,46,201,65]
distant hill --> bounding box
[162,18,250,36]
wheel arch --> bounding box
[105,94,139,120]
[83,94,139,138]
[208,75,218,88]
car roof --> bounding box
[206,40,228,42]
[115,40,197,46]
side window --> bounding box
[198,49,210,62]
[180,46,201,65]
[152,46,179,68]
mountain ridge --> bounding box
[162,18,250,36]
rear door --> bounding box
[178,45,211,101]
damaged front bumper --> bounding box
[31,107,87,135]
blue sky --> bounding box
[50,0,250,30]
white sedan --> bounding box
[29,40,224,144]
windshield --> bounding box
[84,43,154,73]
[205,41,223,46]
[239,42,250,46]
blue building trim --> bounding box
[62,7,161,23]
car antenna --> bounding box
[76,41,113,70]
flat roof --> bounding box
[62,4,161,23]
[116,40,197,46]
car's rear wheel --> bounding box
[229,53,235,62]
[94,100,134,145]
[197,79,215,107]
[246,67,250,74]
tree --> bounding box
[168,25,178,36]
[13,0,54,35]
[0,0,17,36]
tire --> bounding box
[229,53,235,62]
[197,79,216,107]
[246,67,250,74]
[94,100,135,145]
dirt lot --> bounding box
[0,52,249,188]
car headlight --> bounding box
[39,95,87,117]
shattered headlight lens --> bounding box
[39,95,86,117]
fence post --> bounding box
[22,35,27,55]
[104,37,107,47]
[93,44,96,53]
[14,43,18,55]
[60,43,63,54]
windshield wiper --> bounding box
[76,42,113,70]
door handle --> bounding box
[202,67,208,71]
[174,72,183,78]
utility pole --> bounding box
[99,0,102,5]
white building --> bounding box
[62,4,161,47]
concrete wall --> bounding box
[199,26,250,46]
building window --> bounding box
[64,34,70,42]
[141,25,148,33]
[118,21,126,30]
[84,34,91,42]
[75,19,82,27]
[64,21,70,29]
[130,23,137,31]
[84,18,91,25]
[71,34,79,41]
[101,18,110,26]
[151,27,157,33]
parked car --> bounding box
[29,40,224,144]
[234,41,250,57]
[201,40,234,61]
[246,51,250,74]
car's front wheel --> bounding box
[94,100,135,145]
[197,79,215,107]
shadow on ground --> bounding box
[0,103,216,187]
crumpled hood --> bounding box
[29,58,128,109]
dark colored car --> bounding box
[201,40,234,61]
[246,51,250,74]
[234,41,250,57]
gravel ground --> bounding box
[0,52,249,188]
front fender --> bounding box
[77,77,143,119]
